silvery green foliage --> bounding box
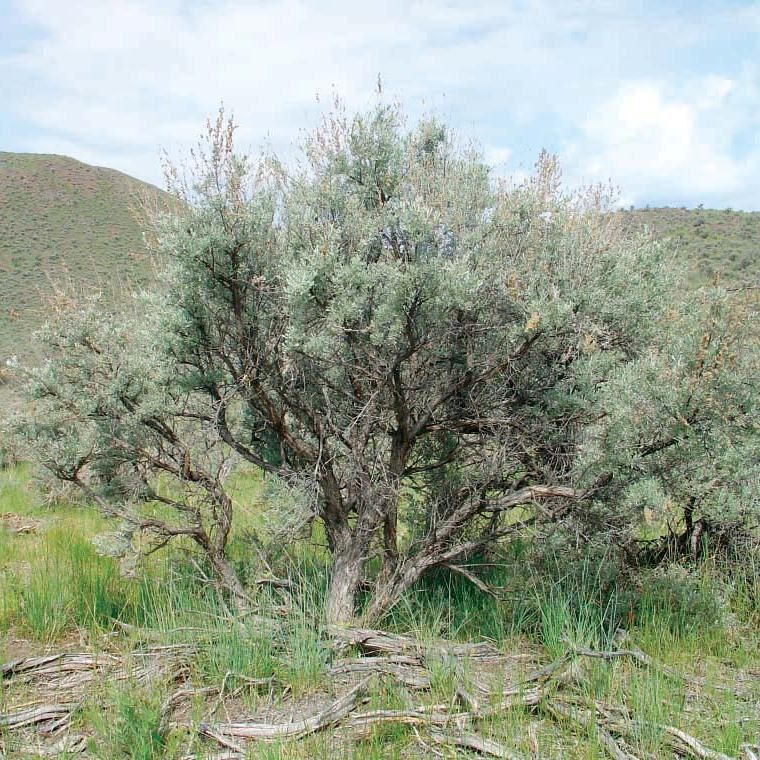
[18,103,758,621]
[90,520,139,577]
[582,288,759,545]
[259,473,319,544]
[14,293,248,604]
[149,102,757,621]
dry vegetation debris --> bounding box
[1,629,757,759]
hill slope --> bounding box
[0,152,167,368]
[619,206,759,286]
[0,153,757,375]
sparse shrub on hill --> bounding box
[14,103,759,624]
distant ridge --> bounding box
[0,152,757,391]
[619,206,759,287]
[0,152,170,369]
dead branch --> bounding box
[659,725,736,760]
[328,626,501,659]
[346,708,469,730]
[328,655,431,690]
[12,734,88,756]
[0,704,76,733]
[544,700,640,760]
[429,728,525,759]
[198,676,372,742]
[443,562,501,599]
[574,639,751,697]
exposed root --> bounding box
[1,630,752,759]
[198,676,372,742]
[429,728,524,759]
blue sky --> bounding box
[1,0,759,209]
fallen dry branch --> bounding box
[11,734,88,756]
[0,513,41,534]
[658,725,736,760]
[111,619,216,641]
[588,635,751,698]
[1,646,193,684]
[196,637,741,758]
[429,728,524,759]
[198,676,372,742]
[328,626,501,660]
[1,652,117,680]
[544,700,640,760]
[3,633,748,760]
[0,645,195,755]
[346,708,468,731]
[0,703,76,734]
[329,654,431,690]
[482,686,545,713]
[544,696,737,760]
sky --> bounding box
[1,0,759,210]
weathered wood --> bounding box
[0,704,75,732]
[328,626,500,659]
[346,708,468,730]
[199,676,372,741]
[13,734,88,756]
[660,725,736,760]
[329,655,431,690]
[429,729,525,759]
[545,700,640,760]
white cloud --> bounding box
[567,77,759,208]
[2,0,758,207]
[484,145,513,169]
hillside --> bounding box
[0,152,168,370]
[0,153,757,377]
[619,206,760,286]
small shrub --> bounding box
[630,564,725,637]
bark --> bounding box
[364,558,427,622]
[363,485,583,621]
[325,544,367,625]
[208,550,250,615]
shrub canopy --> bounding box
[17,104,759,623]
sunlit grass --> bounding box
[0,462,758,758]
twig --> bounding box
[443,562,501,599]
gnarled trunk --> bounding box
[326,547,366,625]
[364,555,429,622]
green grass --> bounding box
[85,685,171,760]
[0,463,758,758]
[2,527,139,640]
